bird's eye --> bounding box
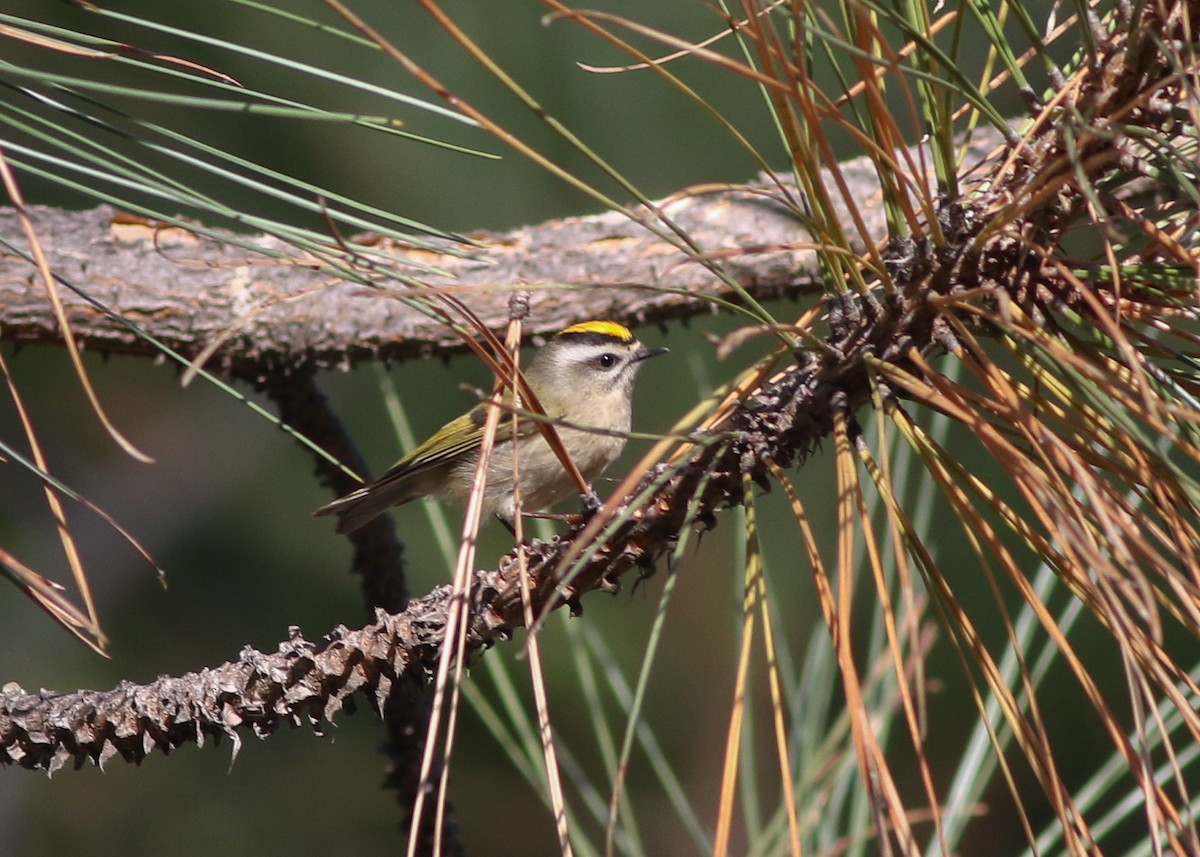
[597,353,618,369]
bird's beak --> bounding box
[635,345,669,362]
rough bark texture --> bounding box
[0,609,434,773]
[0,127,1006,381]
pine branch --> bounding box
[0,126,1006,381]
[0,605,440,773]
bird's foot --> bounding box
[579,490,602,518]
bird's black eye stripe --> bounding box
[597,353,618,368]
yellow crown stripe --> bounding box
[558,320,634,341]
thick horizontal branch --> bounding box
[0,127,1007,381]
[0,201,816,382]
[0,194,818,381]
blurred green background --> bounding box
[0,2,1120,856]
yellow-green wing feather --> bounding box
[393,400,542,473]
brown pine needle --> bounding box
[0,351,107,655]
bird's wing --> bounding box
[387,399,552,476]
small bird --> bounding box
[314,320,667,534]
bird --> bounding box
[314,320,667,534]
